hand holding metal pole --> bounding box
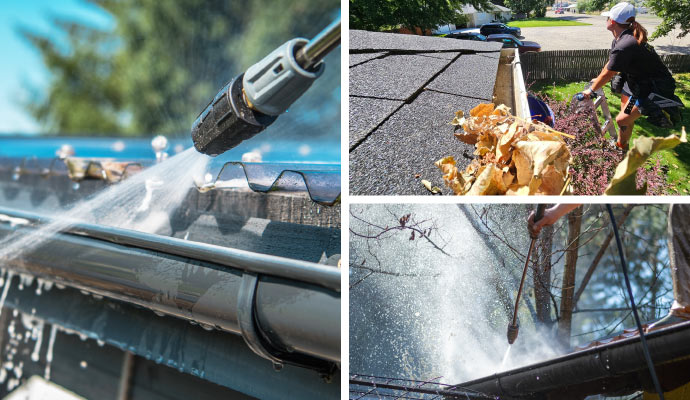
[507,204,546,345]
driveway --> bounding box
[521,11,690,54]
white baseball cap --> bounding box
[602,2,636,24]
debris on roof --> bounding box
[349,30,503,195]
[436,102,573,195]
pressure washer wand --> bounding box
[191,17,341,156]
[507,204,546,345]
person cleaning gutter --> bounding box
[579,2,683,151]
[528,204,690,328]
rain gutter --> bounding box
[455,321,690,399]
[0,206,340,371]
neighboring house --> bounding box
[567,4,578,12]
[462,3,512,27]
[435,3,513,32]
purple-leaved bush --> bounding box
[539,94,668,195]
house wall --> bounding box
[468,12,493,27]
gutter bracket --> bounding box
[237,272,339,377]
[237,272,285,369]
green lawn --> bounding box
[507,17,590,27]
[533,73,690,194]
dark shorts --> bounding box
[626,77,683,116]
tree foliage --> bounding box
[647,0,690,39]
[21,0,339,136]
[350,0,491,32]
[505,0,541,16]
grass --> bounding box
[532,73,690,194]
[507,17,590,27]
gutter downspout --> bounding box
[0,207,340,371]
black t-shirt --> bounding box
[607,30,671,80]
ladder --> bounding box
[591,88,618,138]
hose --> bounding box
[606,204,665,400]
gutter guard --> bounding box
[0,206,340,371]
[2,157,341,206]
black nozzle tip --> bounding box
[507,324,519,345]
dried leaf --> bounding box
[506,184,530,195]
[454,130,479,145]
[605,128,687,195]
[470,103,495,117]
[438,102,572,196]
[496,122,520,163]
[467,164,506,195]
[451,110,465,126]
[421,179,442,194]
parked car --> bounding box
[554,7,565,14]
[479,23,521,38]
[444,32,487,41]
[486,34,541,53]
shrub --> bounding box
[538,94,668,195]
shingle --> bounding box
[426,54,499,100]
[349,52,385,67]
[350,54,449,100]
[349,91,483,195]
[349,97,402,150]
[350,30,503,53]
[417,52,461,61]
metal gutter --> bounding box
[455,321,690,398]
[0,207,340,369]
[0,206,339,292]
[510,49,531,120]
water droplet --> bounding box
[72,182,80,191]
[79,360,88,369]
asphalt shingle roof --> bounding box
[349,30,504,195]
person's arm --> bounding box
[527,204,581,237]
[582,67,618,98]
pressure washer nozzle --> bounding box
[507,324,519,345]
[191,17,340,157]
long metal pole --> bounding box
[295,17,341,70]
[507,204,545,344]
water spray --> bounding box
[191,17,341,156]
[507,204,546,345]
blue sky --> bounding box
[0,0,112,134]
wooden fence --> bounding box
[520,49,690,83]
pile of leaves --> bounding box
[435,103,572,195]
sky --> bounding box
[0,0,112,134]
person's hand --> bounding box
[581,88,593,99]
[527,208,558,238]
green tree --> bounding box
[505,0,541,16]
[21,0,339,137]
[647,0,690,39]
[350,0,491,33]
